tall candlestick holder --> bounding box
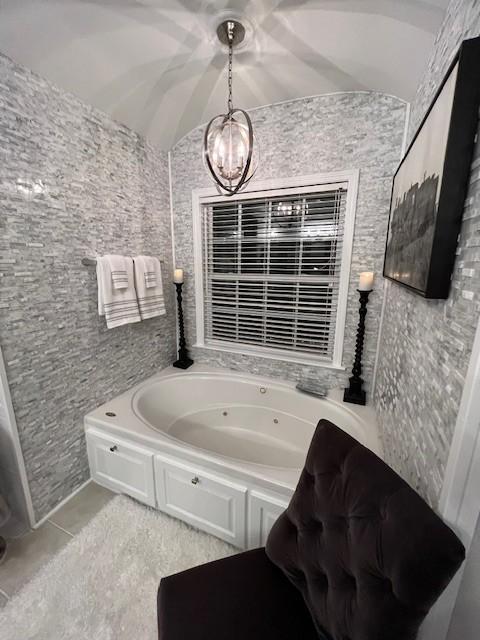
[343,289,372,406]
[0,536,6,562]
[173,282,194,370]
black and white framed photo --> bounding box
[384,36,480,299]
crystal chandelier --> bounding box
[203,20,258,196]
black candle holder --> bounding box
[0,536,6,563]
[343,289,372,406]
[173,282,194,370]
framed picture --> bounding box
[383,36,480,298]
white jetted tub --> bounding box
[85,364,381,549]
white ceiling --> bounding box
[0,0,449,149]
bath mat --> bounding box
[0,495,236,640]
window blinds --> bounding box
[202,186,347,360]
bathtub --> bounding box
[84,364,381,548]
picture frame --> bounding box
[383,36,480,299]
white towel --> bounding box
[142,256,158,289]
[97,256,141,329]
[105,254,128,290]
[133,256,166,320]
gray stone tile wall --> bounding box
[0,53,176,521]
[374,1,480,506]
[171,93,407,395]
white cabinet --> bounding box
[248,490,289,548]
[86,429,156,507]
[154,454,247,548]
[85,426,293,549]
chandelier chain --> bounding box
[227,24,234,114]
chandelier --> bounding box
[203,20,258,196]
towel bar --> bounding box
[82,257,164,266]
[81,257,97,266]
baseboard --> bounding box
[33,478,92,529]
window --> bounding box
[193,173,358,367]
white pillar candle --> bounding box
[359,271,374,291]
[173,268,184,284]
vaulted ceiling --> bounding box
[0,1,449,149]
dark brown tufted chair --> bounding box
[158,420,465,640]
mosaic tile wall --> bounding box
[171,93,407,395]
[0,53,176,521]
[374,0,480,507]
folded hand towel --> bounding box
[97,256,141,329]
[105,255,128,290]
[134,256,166,320]
[142,256,158,289]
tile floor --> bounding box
[0,482,114,608]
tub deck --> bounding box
[84,364,381,548]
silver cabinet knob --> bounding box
[191,477,199,485]
[110,445,118,452]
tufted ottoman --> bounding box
[157,420,465,640]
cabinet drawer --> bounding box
[86,429,155,507]
[154,454,247,548]
[248,490,289,549]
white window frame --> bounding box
[192,170,359,370]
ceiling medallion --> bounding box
[203,20,258,196]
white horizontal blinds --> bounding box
[203,186,347,359]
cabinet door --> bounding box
[86,429,155,507]
[248,490,289,549]
[154,454,247,548]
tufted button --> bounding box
[379,502,389,520]
[298,517,324,535]
[304,469,315,482]
[314,572,329,590]
[289,568,306,585]
[334,516,349,532]
[315,519,324,532]
[344,573,357,591]
[382,577,393,593]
